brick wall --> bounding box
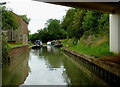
[3,49,29,85]
[7,12,28,44]
[9,45,29,58]
[22,20,28,44]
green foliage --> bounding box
[2,6,18,30]
[2,34,11,62]
[47,19,66,39]
[82,10,103,36]
[29,32,39,43]
[62,8,77,31]
[8,44,25,47]
[28,30,31,41]
[71,9,87,39]
[62,8,77,38]
[62,8,109,39]
[97,14,109,35]
[19,15,30,24]
[30,8,109,46]
[30,19,67,43]
[62,8,87,39]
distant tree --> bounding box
[29,33,39,43]
[46,19,66,40]
[29,19,67,43]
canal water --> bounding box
[2,46,115,86]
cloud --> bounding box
[4,0,69,34]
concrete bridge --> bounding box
[34,0,120,54]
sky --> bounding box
[2,0,70,34]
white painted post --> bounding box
[110,13,120,54]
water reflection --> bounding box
[23,46,109,86]
[2,46,111,86]
[22,47,67,85]
[63,54,109,86]
[40,47,64,69]
[47,46,51,52]
[2,51,29,85]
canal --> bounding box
[2,46,117,86]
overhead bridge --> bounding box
[34,0,120,55]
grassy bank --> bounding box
[9,44,33,48]
[61,35,114,58]
[28,44,34,47]
[8,44,25,47]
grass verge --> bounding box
[61,36,114,58]
[28,44,34,47]
[9,44,34,48]
[8,44,25,47]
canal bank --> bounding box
[9,45,29,59]
[63,47,120,85]
[3,49,29,85]
[3,46,116,86]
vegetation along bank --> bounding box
[29,8,120,76]
[29,8,120,58]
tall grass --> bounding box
[61,38,114,58]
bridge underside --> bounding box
[49,2,120,14]
[34,0,120,54]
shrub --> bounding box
[2,34,11,63]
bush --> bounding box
[2,34,11,63]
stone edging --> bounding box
[63,48,120,77]
[9,45,29,59]
[11,45,28,49]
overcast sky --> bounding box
[3,0,70,34]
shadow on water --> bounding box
[2,46,119,86]
[63,50,120,87]
[2,50,30,86]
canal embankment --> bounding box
[63,47,120,78]
[3,46,113,86]
[60,35,120,78]
[61,35,120,84]
[9,45,29,58]
[2,48,29,85]
[60,35,115,58]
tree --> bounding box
[29,19,67,43]
[46,19,66,40]
[2,34,11,63]
[61,8,87,39]
[1,6,19,62]
[62,8,77,31]
[2,6,18,30]
[61,8,77,38]
[82,10,103,36]
[28,30,31,41]
[30,33,39,43]
[97,14,109,35]
[71,9,87,39]
[19,15,31,24]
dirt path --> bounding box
[99,56,120,65]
